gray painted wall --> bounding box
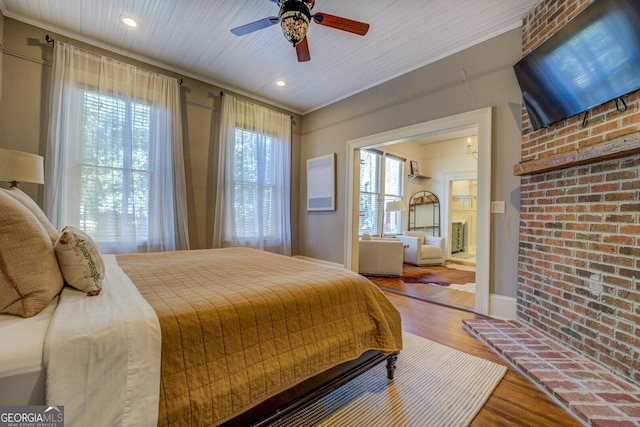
[300,28,524,297]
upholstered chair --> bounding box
[358,234,404,276]
[395,231,445,266]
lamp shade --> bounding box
[0,149,45,186]
[385,200,404,212]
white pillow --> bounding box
[361,233,372,240]
[54,226,105,296]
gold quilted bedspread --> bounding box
[116,247,402,426]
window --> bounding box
[384,155,404,235]
[358,150,405,236]
[45,41,189,254]
[359,150,381,236]
[232,128,278,240]
[78,91,152,247]
[214,93,291,255]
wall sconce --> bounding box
[0,149,45,188]
[466,137,478,160]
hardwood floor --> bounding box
[383,291,582,426]
[366,263,476,311]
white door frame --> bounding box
[345,107,492,315]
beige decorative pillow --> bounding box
[54,226,105,296]
[1,187,58,244]
[0,191,64,317]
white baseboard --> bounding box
[489,294,517,320]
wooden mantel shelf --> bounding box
[513,132,640,176]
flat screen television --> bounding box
[513,0,640,130]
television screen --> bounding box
[514,0,640,130]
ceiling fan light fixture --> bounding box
[279,1,311,46]
[229,0,368,62]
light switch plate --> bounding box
[491,201,506,213]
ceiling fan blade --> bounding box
[312,12,369,36]
[296,37,311,62]
[230,17,279,36]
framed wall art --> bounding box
[410,160,420,175]
[307,153,335,211]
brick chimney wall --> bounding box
[517,0,640,385]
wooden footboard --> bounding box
[223,350,399,427]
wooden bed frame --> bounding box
[223,350,399,426]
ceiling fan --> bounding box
[230,0,370,62]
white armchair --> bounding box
[358,235,404,276]
[395,231,445,266]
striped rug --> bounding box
[269,331,507,427]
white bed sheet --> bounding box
[44,254,161,427]
[0,296,58,378]
[0,296,58,405]
[0,297,58,406]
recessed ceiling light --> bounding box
[275,80,286,87]
[122,17,137,27]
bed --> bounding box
[0,296,58,405]
[0,191,403,426]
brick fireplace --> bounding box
[516,0,640,386]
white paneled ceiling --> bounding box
[0,0,537,114]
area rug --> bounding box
[452,252,476,259]
[448,282,476,293]
[269,331,507,427]
[399,263,475,287]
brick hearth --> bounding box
[464,318,640,426]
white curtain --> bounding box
[45,41,189,253]
[213,94,292,255]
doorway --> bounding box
[448,178,477,266]
[345,108,492,315]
